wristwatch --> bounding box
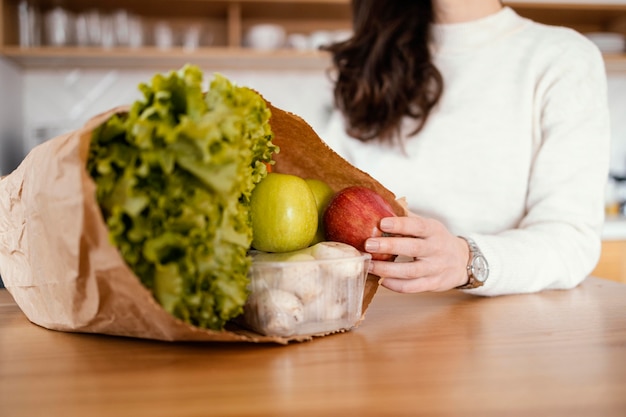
[456,236,489,289]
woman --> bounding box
[322,0,610,295]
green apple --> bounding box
[250,173,318,253]
[304,178,335,245]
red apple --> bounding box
[323,186,397,261]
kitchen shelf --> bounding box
[3,46,625,72]
[1,0,625,70]
[604,53,626,71]
[0,46,332,70]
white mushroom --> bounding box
[325,301,348,321]
[246,242,368,336]
[311,242,366,282]
[275,254,321,302]
[244,288,304,337]
[310,241,361,260]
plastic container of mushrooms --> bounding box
[242,242,372,337]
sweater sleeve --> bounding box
[466,34,611,296]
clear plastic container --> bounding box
[242,252,371,337]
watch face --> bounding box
[472,255,489,282]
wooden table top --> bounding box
[1,277,625,417]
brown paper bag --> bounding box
[0,102,404,344]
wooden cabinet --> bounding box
[0,0,351,70]
[593,240,626,284]
[0,0,625,70]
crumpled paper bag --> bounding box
[0,101,404,344]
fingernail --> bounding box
[367,262,374,273]
[365,239,379,252]
[380,218,394,231]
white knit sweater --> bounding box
[322,7,611,296]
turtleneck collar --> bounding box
[430,6,528,53]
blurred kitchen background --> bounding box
[1,1,626,212]
[1,1,626,287]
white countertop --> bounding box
[602,216,626,240]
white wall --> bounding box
[11,66,626,178]
[20,67,335,152]
[0,58,24,175]
[607,72,626,177]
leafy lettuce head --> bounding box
[87,65,278,330]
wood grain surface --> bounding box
[1,277,625,417]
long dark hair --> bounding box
[323,0,443,143]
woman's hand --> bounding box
[364,215,470,292]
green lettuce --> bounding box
[87,65,278,330]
